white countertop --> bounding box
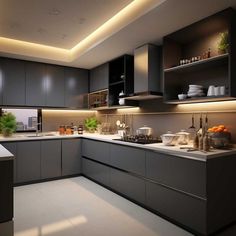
[0,132,235,162]
[0,145,14,161]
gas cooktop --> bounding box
[113,135,162,145]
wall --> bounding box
[42,110,96,132]
[97,99,236,142]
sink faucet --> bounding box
[35,123,42,136]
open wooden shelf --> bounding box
[164,54,228,73]
[165,95,234,104]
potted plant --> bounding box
[84,117,98,133]
[218,32,229,54]
[0,112,17,137]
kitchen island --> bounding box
[0,145,14,226]
[1,132,236,235]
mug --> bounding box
[207,85,215,96]
[220,86,225,96]
[214,86,220,96]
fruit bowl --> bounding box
[209,132,231,149]
[208,125,231,149]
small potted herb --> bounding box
[84,117,98,133]
[0,112,17,137]
[218,32,229,54]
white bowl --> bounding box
[178,94,187,100]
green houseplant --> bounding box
[0,112,17,137]
[218,32,229,54]
[84,117,98,133]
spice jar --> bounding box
[59,125,66,135]
[66,126,72,135]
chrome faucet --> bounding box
[35,123,42,136]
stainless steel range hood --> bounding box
[125,44,163,100]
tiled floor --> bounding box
[14,177,193,236]
[12,177,236,236]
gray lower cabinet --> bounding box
[62,139,81,176]
[146,151,206,198]
[41,140,61,179]
[17,141,41,183]
[146,181,206,235]
[82,158,110,187]
[89,63,109,92]
[82,139,110,164]
[109,144,145,176]
[1,142,17,184]
[109,168,146,204]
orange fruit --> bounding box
[223,128,229,132]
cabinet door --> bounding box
[110,144,145,176]
[2,58,25,105]
[0,58,3,104]
[1,142,17,184]
[82,139,110,164]
[110,168,145,204]
[0,160,13,223]
[82,158,110,187]
[26,61,46,106]
[46,65,65,107]
[146,151,206,198]
[89,63,109,92]
[62,139,81,176]
[41,140,61,179]
[64,67,88,108]
[17,141,41,183]
[146,181,206,235]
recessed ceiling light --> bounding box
[78,18,86,24]
[48,8,61,16]
[37,27,47,34]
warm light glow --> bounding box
[15,216,87,236]
[42,109,96,113]
[177,100,236,112]
[0,0,166,62]
[117,107,140,113]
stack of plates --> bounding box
[187,85,204,97]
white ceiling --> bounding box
[0,0,133,49]
[1,0,236,69]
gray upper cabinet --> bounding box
[146,151,206,198]
[64,67,88,108]
[1,58,26,105]
[82,139,110,164]
[62,139,81,176]
[45,65,65,107]
[17,141,41,183]
[89,63,109,92]
[109,144,146,176]
[41,140,61,179]
[26,61,47,106]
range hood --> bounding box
[125,44,163,100]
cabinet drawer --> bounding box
[146,151,206,198]
[82,139,109,164]
[110,168,145,204]
[82,158,109,187]
[146,181,206,235]
[110,144,145,176]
